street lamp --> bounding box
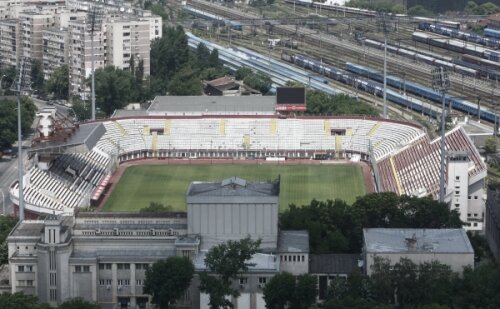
[431,66,450,203]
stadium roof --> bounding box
[148,96,276,115]
[363,228,474,254]
[29,122,106,155]
[186,177,279,197]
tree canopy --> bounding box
[0,293,51,309]
[0,97,37,149]
[306,91,379,117]
[280,193,463,253]
[140,202,173,213]
[92,66,133,116]
[199,237,261,308]
[45,65,69,100]
[144,256,195,309]
[58,298,100,309]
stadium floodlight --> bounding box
[377,13,393,119]
[9,57,31,221]
[431,66,450,203]
[88,5,103,121]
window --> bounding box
[136,279,144,286]
[75,266,82,272]
[474,223,478,227]
[474,196,478,199]
[117,279,130,286]
[17,265,24,272]
[26,280,34,286]
[455,191,460,195]
[106,279,112,285]
[455,203,460,207]
[83,266,90,272]
[50,273,57,286]
[239,277,248,285]
[455,176,460,180]
[17,280,25,286]
[99,280,105,285]
[301,255,305,262]
[474,213,478,217]
[50,289,57,301]
[136,263,149,270]
[259,277,267,284]
[117,263,130,270]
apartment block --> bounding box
[67,19,106,98]
[18,11,55,60]
[0,18,18,67]
[42,27,68,79]
[106,17,150,76]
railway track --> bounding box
[187,0,499,110]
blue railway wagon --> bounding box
[485,28,500,39]
[345,62,497,122]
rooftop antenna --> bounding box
[431,66,450,203]
[10,57,32,221]
[88,5,102,121]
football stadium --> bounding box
[9,95,486,230]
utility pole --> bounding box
[432,66,450,203]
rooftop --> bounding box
[148,96,275,115]
[77,212,187,219]
[363,228,474,254]
[278,230,309,253]
[194,251,279,272]
[187,177,279,197]
[309,254,359,274]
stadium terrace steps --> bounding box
[367,122,381,137]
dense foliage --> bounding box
[280,193,463,253]
[45,65,69,100]
[0,215,17,264]
[58,298,100,309]
[305,91,379,116]
[322,258,500,309]
[199,237,261,308]
[140,202,173,213]
[408,0,500,14]
[0,294,99,309]
[234,67,272,94]
[144,257,194,309]
[0,97,37,149]
[263,273,317,309]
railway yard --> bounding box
[171,0,500,130]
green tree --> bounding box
[306,91,378,116]
[167,66,202,95]
[293,274,318,309]
[0,97,37,149]
[407,5,433,16]
[0,215,17,264]
[45,65,69,100]
[140,202,173,212]
[235,67,254,81]
[30,59,44,92]
[208,49,221,69]
[484,136,497,161]
[199,237,261,309]
[195,43,211,69]
[0,293,51,309]
[144,256,194,309]
[263,272,296,309]
[243,72,272,94]
[58,298,100,309]
[91,66,133,116]
[71,98,92,121]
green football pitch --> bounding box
[103,164,367,212]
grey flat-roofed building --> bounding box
[363,228,474,275]
[148,96,276,115]
[277,230,309,275]
[187,177,279,250]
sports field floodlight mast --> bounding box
[10,57,31,221]
[88,5,102,121]
[377,12,392,119]
[431,66,450,203]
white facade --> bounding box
[42,27,68,79]
[446,151,485,231]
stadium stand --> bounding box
[10,114,487,229]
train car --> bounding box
[363,39,478,78]
[412,31,491,59]
[462,54,500,71]
[280,52,442,118]
[345,62,497,122]
[484,28,500,39]
[414,17,461,29]
[183,5,242,31]
[419,23,499,48]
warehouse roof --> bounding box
[278,230,309,253]
[363,228,474,254]
[148,96,276,115]
[309,254,359,274]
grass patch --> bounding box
[103,164,366,212]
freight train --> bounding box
[418,22,499,48]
